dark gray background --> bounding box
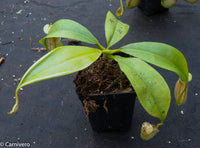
[0,0,200,147]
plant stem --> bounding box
[96,43,106,51]
[102,48,121,59]
[103,54,115,59]
[102,48,122,54]
[120,0,124,13]
[102,49,121,59]
[156,122,164,128]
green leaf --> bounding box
[9,46,102,114]
[105,11,129,49]
[19,46,101,88]
[121,42,189,84]
[114,56,171,122]
[39,19,99,49]
[39,38,48,49]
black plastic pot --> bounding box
[79,92,136,132]
[138,0,168,16]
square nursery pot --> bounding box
[78,92,136,132]
[138,0,168,16]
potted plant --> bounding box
[9,11,191,140]
[116,0,199,16]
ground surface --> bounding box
[0,0,200,148]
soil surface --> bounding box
[74,57,133,97]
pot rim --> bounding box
[88,91,136,97]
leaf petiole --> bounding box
[102,48,122,54]
[156,122,164,128]
[8,87,20,114]
[96,43,106,51]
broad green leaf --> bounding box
[105,11,129,49]
[19,46,101,87]
[39,19,99,49]
[9,46,102,114]
[121,42,189,84]
[114,56,170,122]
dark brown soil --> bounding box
[73,57,133,97]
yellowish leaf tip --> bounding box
[8,103,19,114]
[8,88,20,114]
